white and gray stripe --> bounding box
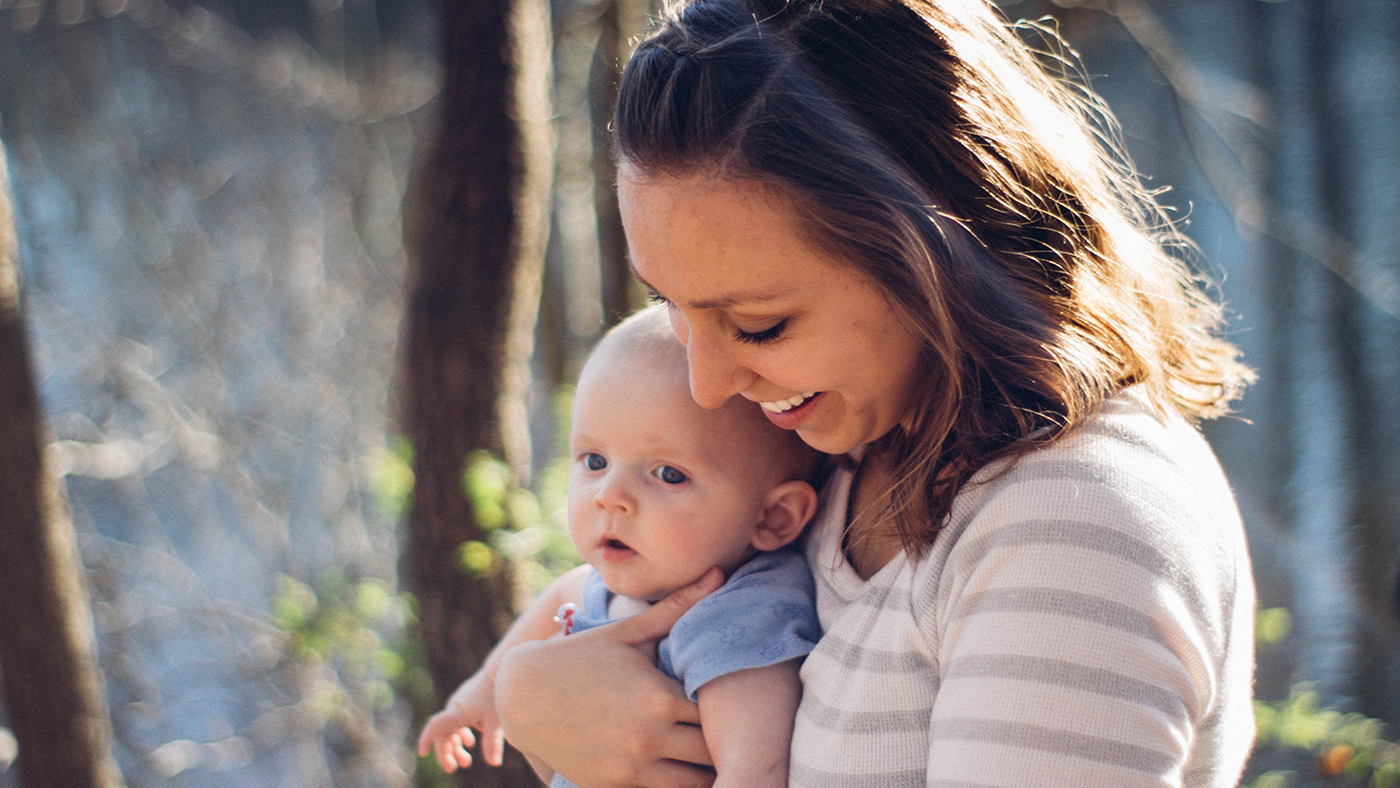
[791,387,1255,788]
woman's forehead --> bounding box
[620,175,840,300]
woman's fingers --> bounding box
[612,567,724,647]
[654,720,712,768]
[635,757,718,788]
[494,567,725,787]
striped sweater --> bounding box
[790,388,1255,787]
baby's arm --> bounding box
[417,564,592,776]
[696,658,803,788]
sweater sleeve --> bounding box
[790,394,1254,788]
[914,414,1254,787]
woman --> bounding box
[495,0,1256,786]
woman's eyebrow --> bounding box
[630,267,787,310]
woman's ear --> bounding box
[751,481,819,552]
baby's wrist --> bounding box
[447,676,492,707]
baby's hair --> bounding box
[584,305,824,487]
[591,303,688,370]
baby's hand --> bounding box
[416,675,504,774]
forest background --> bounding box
[1,0,1399,786]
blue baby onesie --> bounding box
[548,545,820,788]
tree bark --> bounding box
[0,144,124,786]
[589,0,650,328]
[1302,0,1400,720]
[400,0,552,784]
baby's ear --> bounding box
[752,481,819,552]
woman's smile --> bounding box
[752,391,822,430]
[757,392,817,415]
[619,168,924,455]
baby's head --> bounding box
[567,306,823,601]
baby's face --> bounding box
[567,356,790,601]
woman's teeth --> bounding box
[761,392,816,413]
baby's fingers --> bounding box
[416,715,443,756]
[480,724,506,767]
[434,728,477,774]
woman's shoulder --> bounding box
[925,385,1248,602]
[895,394,1255,784]
[965,386,1235,524]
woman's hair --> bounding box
[614,0,1253,553]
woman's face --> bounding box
[618,168,925,455]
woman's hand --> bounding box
[495,568,724,788]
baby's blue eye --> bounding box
[584,453,607,471]
[654,465,688,485]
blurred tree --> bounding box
[1301,0,1400,722]
[399,0,553,785]
[0,142,124,787]
[589,0,652,328]
[1041,0,1400,725]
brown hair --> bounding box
[614,0,1253,553]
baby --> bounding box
[418,305,824,788]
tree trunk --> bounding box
[0,144,124,786]
[1303,0,1400,720]
[589,0,650,328]
[400,0,552,784]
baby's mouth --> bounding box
[599,536,636,561]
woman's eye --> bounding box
[654,465,688,484]
[734,319,787,345]
[583,453,607,471]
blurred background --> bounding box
[0,0,1397,786]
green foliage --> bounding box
[1246,684,1400,788]
[456,539,499,577]
[1257,606,1293,649]
[367,386,581,592]
[495,456,579,597]
[277,586,453,788]
[1244,609,1400,788]
[452,386,581,594]
[366,436,416,520]
[463,450,513,532]
[269,572,416,716]
[457,447,580,593]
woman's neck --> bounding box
[844,449,904,580]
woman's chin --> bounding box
[797,417,891,456]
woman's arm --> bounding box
[696,659,802,788]
[915,420,1254,786]
[495,569,724,788]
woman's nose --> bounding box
[667,307,757,409]
[684,328,757,409]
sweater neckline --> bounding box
[809,452,906,600]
